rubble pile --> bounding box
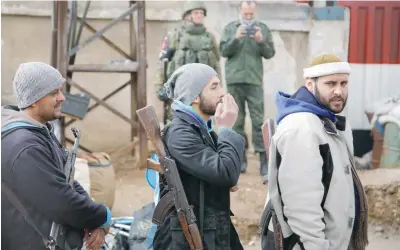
[358,168,400,230]
[365,181,400,228]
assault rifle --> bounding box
[260,119,283,250]
[49,127,81,250]
[261,118,275,162]
[136,105,203,250]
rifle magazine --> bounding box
[152,191,175,226]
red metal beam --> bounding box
[339,1,400,64]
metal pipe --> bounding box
[136,1,148,168]
[68,3,138,57]
[78,18,133,60]
[64,80,131,127]
[69,0,78,50]
[129,1,138,155]
[74,0,91,47]
[67,63,138,72]
[67,78,137,127]
[50,0,58,67]
[57,1,69,146]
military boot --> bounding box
[259,151,268,176]
[241,151,247,173]
[241,134,249,173]
[260,152,268,184]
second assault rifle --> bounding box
[49,127,81,250]
[261,118,275,163]
[136,105,203,250]
[259,119,283,250]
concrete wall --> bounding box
[1,1,350,152]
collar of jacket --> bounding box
[171,100,213,132]
[320,115,346,135]
[186,23,206,35]
[234,19,259,27]
[1,105,56,137]
[276,86,347,132]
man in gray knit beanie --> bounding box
[1,62,111,250]
[164,63,218,106]
[164,62,239,124]
[12,62,66,123]
[153,63,245,250]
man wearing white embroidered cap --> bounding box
[260,54,368,250]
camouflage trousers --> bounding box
[227,83,265,152]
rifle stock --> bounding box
[261,119,284,249]
[136,105,203,250]
[49,127,81,250]
[147,158,163,173]
[261,119,275,161]
[136,106,166,160]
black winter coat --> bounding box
[153,107,246,250]
[1,106,109,250]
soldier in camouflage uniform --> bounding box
[220,0,275,183]
[155,0,221,124]
[154,11,190,124]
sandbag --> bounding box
[74,158,91,194]
[80,152,116,210]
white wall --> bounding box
[1,1,353,151]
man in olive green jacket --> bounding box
[220,0,275,182]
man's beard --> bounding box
[38,103,63,122]
[199,95,221,116]
[314,86,347,114]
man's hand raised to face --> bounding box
[215,94,239,130]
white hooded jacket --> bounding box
[265,87,368,250]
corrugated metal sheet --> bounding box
[338,1,400,130]
[344,64,400,129]
[339,1,400,64]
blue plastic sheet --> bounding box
[143,154,161,249]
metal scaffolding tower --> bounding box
[51,0,148,168]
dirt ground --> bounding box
[111,153,400,249]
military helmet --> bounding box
[182,0,207,19]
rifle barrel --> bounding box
[49,127,81,248]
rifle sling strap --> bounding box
[152,191,175,226]
[199,181,204,235]
[259,200,284,250]
[258,200,274,236]
[1,182,56,249]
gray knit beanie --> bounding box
[13,62,66,109]
[164,63,217,105]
